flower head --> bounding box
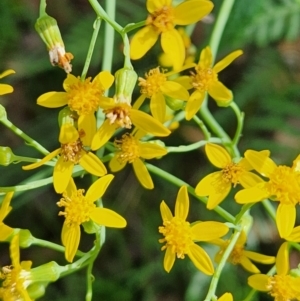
[57,176,126,262]
[135,67,189,122]
[159,186,229,273]
[213,230,275,273]
[248,242,300,301]
[195,143,261,210]
[23,123,107,193]
[109,129,168,189]
[182,46,242,120]
[0,70,15,96]
[0,192,14,242]
[130,0,213,70]
[235,150,300,238]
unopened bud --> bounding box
[166,96,185,111]
[0,146,16,166]
[35,14,73,73]
[58,106,76,128]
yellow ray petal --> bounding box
[248,274,269,291]
[188,243,214,275]
[276,242,289,275]
[78,114,96,147]
[132,158,154,189]
[285,225,300,242]
[198,46,212,68]
[53,157,74,193]
[0,84,13,95]
[161,29,185,70]
[90,208,126,228]
[208,81,232,104]
[160,81,189,101]
[240,256,260,273]
[10,234,20,267]
[86,174,114,202]
[160,201,173,221]
[95,71,114,90]
[163,246,176,273]
[191,221,229,241]
[147,0,171,13]
[150,92,166,122]
[133,94,147,110]
[79,152,107,177]
[0,69,15,78]
[109,155,127,172]
[243,250,275,264]
[174,75,193,90]
[185,90,205,120]
[238,171,264,189]
[63,74,78,91]
[0,191,13,221]
[0,224,13,241]
[213,50,243,73]
[276,203,295,238]
[235,186,268,204]
[130,109,171,137]
[174,0,214,25]
[37,91,68,108]
[175,186,189,220]
[218,293,233,301]
[91,119,117,150]
[61,223,80,263]
[139,142,167,159]
[59,123,79,144]
[130,26,159,60]
[205,143,231,168]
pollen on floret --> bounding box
[57,189,96,227]
[191,67,218,92]
[159,216,193,259]
[138,67,167,97]
[146,5,175,33]
[67,77,104,115]
[104,103,132,128]
[60,139,84,164]
[222,162,243,187]
[114,134,140,164]
[266,165,300,206]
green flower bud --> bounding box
[30,261,61,283]
[35,14,73,73]
[58,106,76,128]
[166,96,185,111]
[0,146,16,166]
[114,67,137,104]
[0,104,7,120]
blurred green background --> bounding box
[1,0,300,300]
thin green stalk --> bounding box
[123,20,146,33]
[81,18,102,80]
[39,0,47,16]
[230,101,244,147]
[262,199,276,221]
[1,118,49,156]
[209,0,236,61]
[192,115,211,140]
[166,138,221,153]
[146,163,235,223]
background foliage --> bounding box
[1,0,300,300]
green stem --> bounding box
[192,115,211,140]
[1,118,49,156]
[39,0,47,16]
[204,229,242,301]
[81,18,102,80]
[166,138,221,153]
[123,20,146,33]
[146,163,235,223]
[230,101,244,147]
[209,0,236,61]
[262,199,276,221]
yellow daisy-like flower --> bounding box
[0,69,15,96]
[130,0,214,70]
[91,97,171,150]
[23,123,106,193]
[212,231,275,274]
[195,143,262,210]
[0,234,33,301]
[109,129,168,189]
[181,46,243,120]
[248,242,300,301]
[135,67,189,122]
[159,186,229,274]
[57,175,126,262]
[37,71,114,125]
[235,150,300,238]
[0,192,14,242]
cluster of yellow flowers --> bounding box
[1,0,300,300]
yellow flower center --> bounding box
[266,165,300,205]
[147,5,175,33]
[222,162,243,187]
[104,103,132,128]
[191,67,218,92]
[138,67,167,97]
[267,274,300,301]
[114,134,140,164]
[57,189,95,227]
[217,240,244,265]
[159,216,193,259]
[67,77,104,115]
[60,139,84,164]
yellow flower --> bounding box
[91,97,171,150]
[248,242,300,301]
[0,234,33,301]
[159,186,229,273]
[135,67,189,122]
[23,123,107,193]
[182,46,243,120]
[195,143,262,210]
[57,175,126,262]
[235,150,300,238]
[0,192,14,241]
[0,69,15,96]
[109,129,167,189]
[37,71,114,125]
[218,293,233,301]
[212,231,275,273]
[130,0,213,70]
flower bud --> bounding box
[0,104,7,120]
[114,67,137,104]
[35,14,73,73]
[58,106,76,128]
[166,96,185,111]
[0,146,16,166]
